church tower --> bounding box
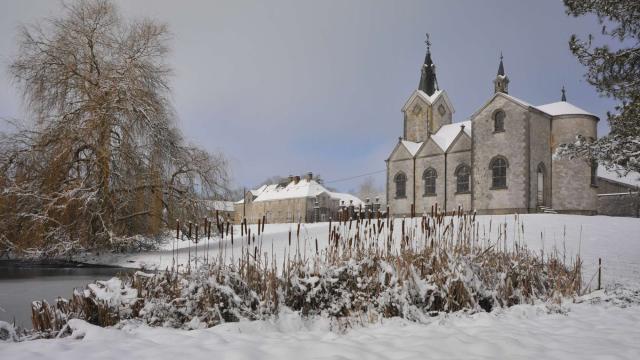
[493,53,510,94]
[401,34,454,142]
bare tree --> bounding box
[0,0,229,257]
[355,176,383,203]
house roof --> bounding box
[205,200,235,212]
[248,178,364,206]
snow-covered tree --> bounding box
[558,0,640,174]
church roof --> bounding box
[431,120,471,151]
[535,101,596,118]
[401,140,422,156]
[401,89,456,115]
[419,45,438,96]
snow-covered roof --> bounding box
[536,102,596,118]
[250,184,269,196]
[401,140,422,156]
[431,120,471,151]
[597,165,640,188]
[330,191,364,207]
[250,179,364,206]
[205,200,235,212]
[401,89,456,115]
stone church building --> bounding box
[386,42,600,216]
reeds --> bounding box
[31,209,583,334]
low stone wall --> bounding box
[597,193,640,218]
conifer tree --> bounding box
[559,0,640,174]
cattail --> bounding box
[176,219,180,239]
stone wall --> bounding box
[387,142,416,217]
[596,177,635,195]
[472,95,528,213]
[598,193,640,217]
[414,141,445,214]
[551,115,598,213]
[431,95,453,134]
[404,96,430,142]
[528,110,552,210]
[446,137,472,212]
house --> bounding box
[235,173,366,224]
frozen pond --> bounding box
[0,261,133,329]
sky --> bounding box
[0,0,619,195]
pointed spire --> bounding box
[419,33,438,96]
[561,86,567,101]
[494,52,509,94]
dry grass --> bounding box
[31,208,583,334]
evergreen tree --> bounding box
[559,0,640,174]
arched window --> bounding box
[494,110,505,132]
[490,156,508,189]
[455,164,470,193]
[394,172,407,199]
[423,168,437,196]
[537,162,546,206]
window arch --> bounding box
[455,164,470,193]
[490,156,508,189]
[423,168,437,196]
[394,172,407,199]
[494,110,505,132]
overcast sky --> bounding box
[0,0,618,193]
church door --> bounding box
[537,165,545,206]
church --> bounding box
[386,39,600,216]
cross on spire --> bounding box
[425,33,431,52]
[561,86,567,101]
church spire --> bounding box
[419,33,438,96]
[493,52,510,94]
[497,52,505,76]
[561,86,567,101]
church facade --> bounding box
[386,42,599,216]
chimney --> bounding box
[288,175,294,184]
[294,175,300,184]
[306,172,313,182]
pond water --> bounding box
[0,261,133,329]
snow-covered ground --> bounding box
[81,214,640,289]
[3,214,640,359]
[3,293,640,359]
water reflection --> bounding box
[0,261,134,329]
